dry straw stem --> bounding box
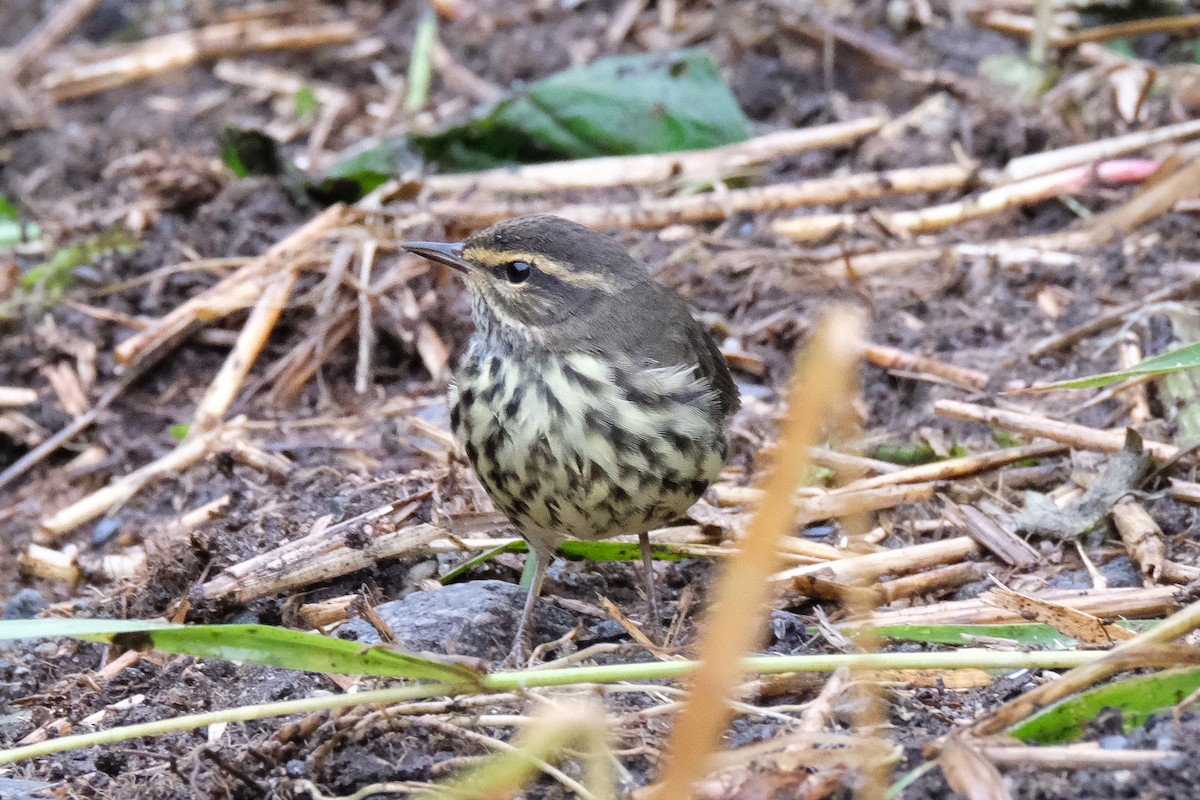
[981,744,1175,769]
[983,585,1137,645]
[1,0,99,78]
[266,298,357,406]
[431,38,504,104]
[875,562,987,605]
[1169,478,1200,505]
[969,592,1200,739]
[1027,267,1200,358]
[797,480,939,521]
[816,156,1200,279]
[686,734,890,798]
[863,343,990,390]
[356,239,379,394]
[150,494,232,550]
[943,503,1039,567]
[41,19,359,101]
[18,543,77,582]
[0,650,1105,767]
[211,59,352,109]
[858,585,1179,627]
[656,308,864,800]
[1112,498,1166,582]
[191,264,302,432]
[425,699,613,800]
[776,536,980,589]
[809,445,902,476]
[798,666,851,734]
[0,360,153,492]
[606,0,648,46]
[371,119,886,201]
[1080,155,1200,243]
[1161,560,1200,584]
[1004,117,1200,181]
[772,159,1159,243]
[1116,332,1152,423]
[815,239,1077,280]
[833,442,1066,496]
[0,387,37,408]
[298,594,357,629]
[1052,14,1200,48]
[36,417,248,542]
[939,734,1008,800]
[935,399,1180,462]
[114,203,353,366]
[710,477,938,514]
[410,161,976,231]
[198,513,443,605]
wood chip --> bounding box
[984,585,1137,646]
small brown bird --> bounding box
[403,215,738,660]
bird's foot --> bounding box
[502,630,533,668]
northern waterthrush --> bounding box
[403,215,738,659]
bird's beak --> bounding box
[401,241,469,273]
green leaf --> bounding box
[405,8,437,112]
[849,621,1157,648]
[860,623,1077,648]
[317,138,418,200]
[441,539,706,585]
[1031,341,1200,391]
[293,86,320,118]
[440,540,526,585]
[169,423,190,441]
[559,539,696,562]
[16,229,136,307]
[410,49,752,171]
[0,618,484,684]
[0,197,36,248]
[0,196,19,221]
[869,441,966,465]
[219,127,285,178]
[1104,38,1138,59]
[1010,667,1200,744]
[0,619,177,639]
[979,54,1057,103]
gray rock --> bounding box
[337,580,575,662]
[1045,569,1095,590]
[1047,556,1142,591]
[3,589,47,620]
[0,777,57,799]
[1098,556,1142,588]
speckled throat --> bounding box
[450,331,729,557]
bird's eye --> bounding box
[504,260,532,284]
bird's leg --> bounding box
[638,532,662,644]
[508,546,553,666]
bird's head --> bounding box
[402,215,653,346]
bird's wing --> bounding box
[684,317,740,419]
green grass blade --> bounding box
[0,619,483,684]
[856,621,1156,648]
[0,648,1102,767]
[405,7,437,111]
[1010,667,1200,744]
[860,623,1076,647]
[442,538,705,585]
[1029,341,1200,391]
[0,618,179,639]
[441,540,526,585]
